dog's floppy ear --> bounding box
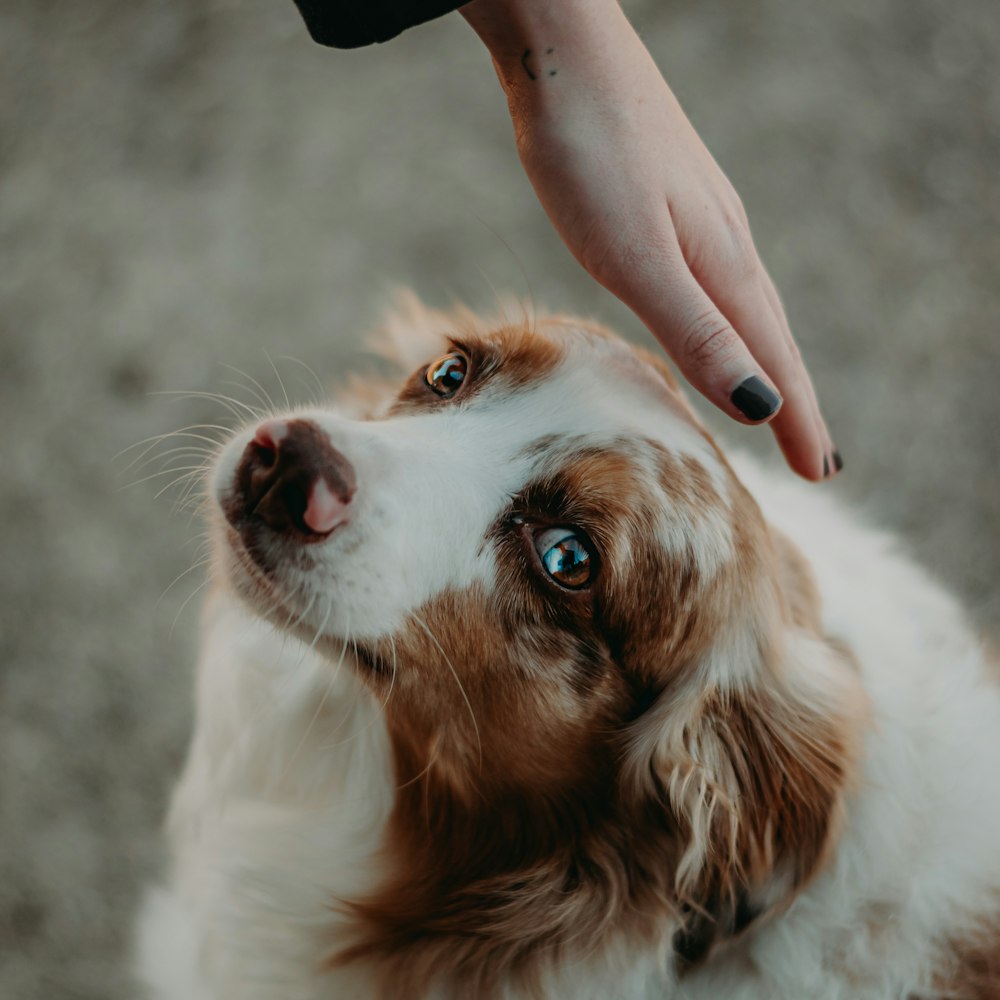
[627,635,866,970]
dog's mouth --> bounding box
[222,521,302,618]
[222,506,395,683]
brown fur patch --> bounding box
[923,914,1000,999]
[770,527,823,633]
[984,643,1000,686]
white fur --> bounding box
[137,315,1000,999]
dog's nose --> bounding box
[235,418,356,537]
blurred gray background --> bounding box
[1,0,998,996]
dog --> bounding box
[137,295,1000,999]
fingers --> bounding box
[754,272,841,480]
[700,256,835,481]
[608,244,785,426]
[604,223,838,482]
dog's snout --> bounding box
[235,418,356,538]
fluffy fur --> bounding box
[137,295,1000,999]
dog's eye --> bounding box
[426,352,468,398]
[533,527,594,589]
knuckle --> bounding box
[785,336,804,367]
[580,224,679,296]
[729,194,751,230]
[576,221,619,280]
[723,220,758,281]
[682,309,738,370]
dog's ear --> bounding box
[334,291,475,419]
[626,634,866,970]
[366,289,484,373]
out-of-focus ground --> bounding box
[1,0,998,996]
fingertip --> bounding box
[791,449,828,483]
[818,447,846,481]
[769,408,829,482]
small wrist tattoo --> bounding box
[521,47,558,82]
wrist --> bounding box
[460,0,630,93]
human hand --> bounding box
[462,0,839,481]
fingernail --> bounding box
[823,454,830,478]
[731,376,782,422]
[832,449,844,473]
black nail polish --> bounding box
[731,376,782,422]
[823,454,830,478]
[832,449,844,473]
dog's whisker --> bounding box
[263,351,292,412]
[275,354,327,404]
[171,493,212,521]
[394,717,443,795]
[410,610,482,771]
[173,482,210,513]
[288,590,318,634]
[169,577,211,639]
[385,635,398,711]
[469,220,537,327]
[128,446,219,478]
[157,554,213,608]
[220,378,275,419]
[285,658,339,773]
[135,441,219,463]
[121,464,211,493]
[319,634,399,753]
[153,468,212,501]
[305,596,334,659]
[317,635,379,750]
[220,363,279,416]
[146,430,228,450]
[283,603,346,775]
[113,424,230,465]
[244,587,317,731]
[150,389,263,423]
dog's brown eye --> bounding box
[533,527,594,589]
[426,352,468,397]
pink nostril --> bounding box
[250,420,289,470]
[253,419,288,453]
[302,478,351,535]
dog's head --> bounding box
[210,296,866,995]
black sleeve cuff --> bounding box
[292,1,467,48]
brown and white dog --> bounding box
[137,296,1000,999]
